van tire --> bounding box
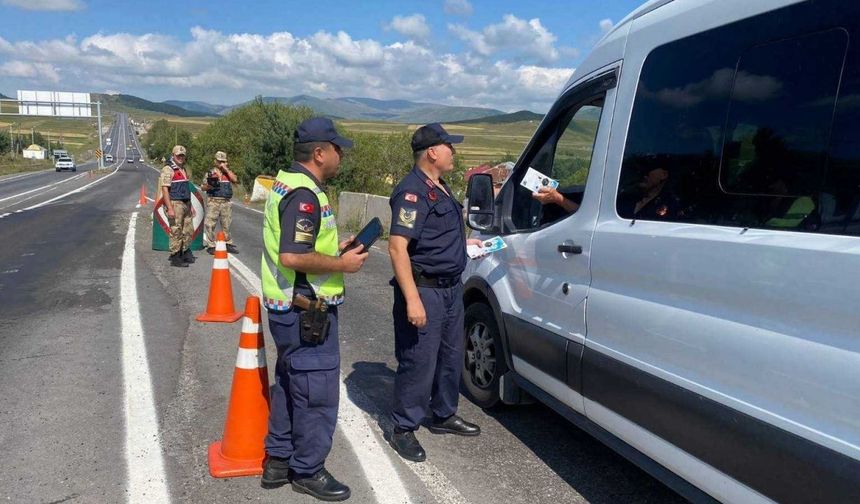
[462,302,507,409]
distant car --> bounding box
[127,157,134,163]
[105,154,114,163]
[55,156,76,172]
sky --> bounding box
[0,0,644,112]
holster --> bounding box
[411,263,424,283]
[293,293,330,344]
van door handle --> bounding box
[557,243,583,255]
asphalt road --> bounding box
[0,114,685,503]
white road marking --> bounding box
[227,253,472,504]
[0,172,86,204]
[0,169,51,183]
[121,212,171,504]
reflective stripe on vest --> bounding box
[206,170,233,199]
[167,161,190,201]
[261,169,344,312]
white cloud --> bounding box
[444,0,473,16]
[387,14,431,42]
[449,14,575,64]
[0,60,60,83]
[1,0,84,11]
[599,19,614,34]
[0,26,574,111]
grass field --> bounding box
[339,119,542,167]
[0,115,112,173]
[0,157,53,177]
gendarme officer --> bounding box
[159,145,195,267]
[201,150,239,254]
[260,117,368,501]
[388,123,482,462]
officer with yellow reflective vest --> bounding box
[260,117,368,501]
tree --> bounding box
[0,130,9,156]
[330,130,413,198]
[142,120,192,167]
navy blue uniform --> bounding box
[389,165,467,431]
[265,162,339,477]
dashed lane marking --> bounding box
[121,212,171,503]
[0,172,86,204]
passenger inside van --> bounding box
[618,165,683,220]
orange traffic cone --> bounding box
[136,184,148,208]
[208,296,271,478]
[196,231,242,323]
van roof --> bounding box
[602,0,675,41]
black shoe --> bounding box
[181,249,196,263]
[206,246,215,255]
[389,429,426,462]
[427,415,481,436]
[169,253,188,267]
[261,456,291,489]
[292,468,350,501]
[226,244,239,254]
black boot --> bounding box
[427,414,481,436]
[226,243,239,254]
[261,456,291,489]
[169,252,188,268]
[206,246,215,255]
[182,248,196,263]
[292,468,350,501]
[389,429,426,462]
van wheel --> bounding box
[462,302,507,408]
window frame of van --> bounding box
[498,69,618,236]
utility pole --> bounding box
[31,127,34,145]
[96,101,104,170]
[8,124,12,159]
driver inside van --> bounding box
[618,165,683,220]
[532,186,581,213]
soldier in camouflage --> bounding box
[202,150,239,254]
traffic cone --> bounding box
[136,184,148,208]
[196,231,242,322]
[208,296,271,478]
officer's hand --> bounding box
[532,187,564,206]
[407,299,427,328]
[339,235,356,253]
[166,206,175,219]
[340,244,368,273]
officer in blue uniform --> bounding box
[260,117,368,501]
[388,123,483,462]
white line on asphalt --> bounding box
[19,163,121,212]
[0,169,51,184]
[121,212,171,504]
[227,253,473,504]
[0,172,86,204]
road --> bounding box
[0,114,685,503]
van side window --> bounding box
[618,26,859,236]
[510,97,604,230]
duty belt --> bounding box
[415,275,461,288]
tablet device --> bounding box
[345,217,382,252]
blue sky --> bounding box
[0,0,644,111]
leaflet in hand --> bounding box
[467,236,507,259]
[520,167,559,193]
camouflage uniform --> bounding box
[160,162,194,255]
[203,169,233,246]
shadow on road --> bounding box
[343,361,685,504]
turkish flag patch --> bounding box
[299,202,315,213]
[404,193,418,203]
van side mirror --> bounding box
[466,173,495,231]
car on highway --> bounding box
[127,157,134,163]
[54,156,76,172]
[105,154,114,163]
[462,1,860,503]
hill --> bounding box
[163,100,228,116]
[453,110,543,124]
[0,93,8,99]
[94,94,215,117]
[218,95,504,123]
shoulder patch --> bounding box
[404,192,418,203]
[299,202,315,213]
[294,218,315,244]
[397,207,417,229]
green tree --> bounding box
[0,131,10,156]
[330,130,413,198]
[142,120,192,166]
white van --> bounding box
[463,1,860,502]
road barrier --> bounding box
[197,231,243,323]
[208,296,271,478]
